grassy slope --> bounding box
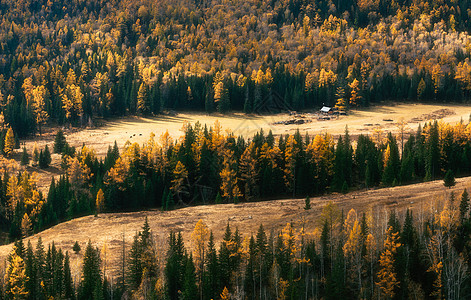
[0,175,468,279]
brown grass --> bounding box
[14,102,471,191]
[0,175,468,279]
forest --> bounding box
[3,194,471,300]
[1,0,471,136]
[0,118,465,241]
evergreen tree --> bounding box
[443,169,455,188]
[459,189,470,222]
[425,122,440,181]
[54,130,67,154]
[73,241,81,254]
[182,255,198,300]
[63,252,74,299]
[165,232,186,299]
[204,232,219,300]
[382,134,401,186]
[78,241,102,300]
[127,233,143,291]
[304,196,311,210]
[20,146,29,166]
[39,146,51,169]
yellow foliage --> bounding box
[191,219,209,274]
[220,286,230,300]
[376,226,402,299]
[4,127,15,157]
[96,189,105,214]
[171,161,188,197]
[5,252,29,299]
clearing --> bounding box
[15,102,471,190]
[0,175,468,279]
[24,102,471,159]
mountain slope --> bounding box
[0,175,468,278]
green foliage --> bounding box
[73,241,81,254]
[78,241,102,300]
[304,196,311,210]
[20,146,29,166]
[443,169,455,188]
[53,130,68,154]
[38,145,51,169]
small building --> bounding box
[320,106,331,114]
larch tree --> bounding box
[5,251,29,299]
[4,127,15,157]
[348,79,361,107]
[171,161,189,202]
[191,219,209,299]
[284,135,299,197]
[239,142,258,201]
[219,149,241,202]
[377,226,401,299]
[31,85,48,135]
[96,189,105,215]
[137,82,149,115]
[20,213,32,238]
[334,85,347,111]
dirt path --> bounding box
[0,176,469,279]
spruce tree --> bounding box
[63,252,74,299]
[459,189,470,222]
[182,255,198,300]
[20,146,29,166]
[304,196,311,210]
[79,241,102,300]
[443,169,455,188]
[54,129,67,154]
[73,241,81,254]
[204,232,219,299]
[165,232,186,300]
[127,233,142,291]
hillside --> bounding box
[0,175,468,279]
[1,0,471,139]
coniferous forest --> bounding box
[3,0,471,299]
[1,0,471,136]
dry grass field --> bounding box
[0,175,468,279]
[14,102,470,190]
[23,102,471,159]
